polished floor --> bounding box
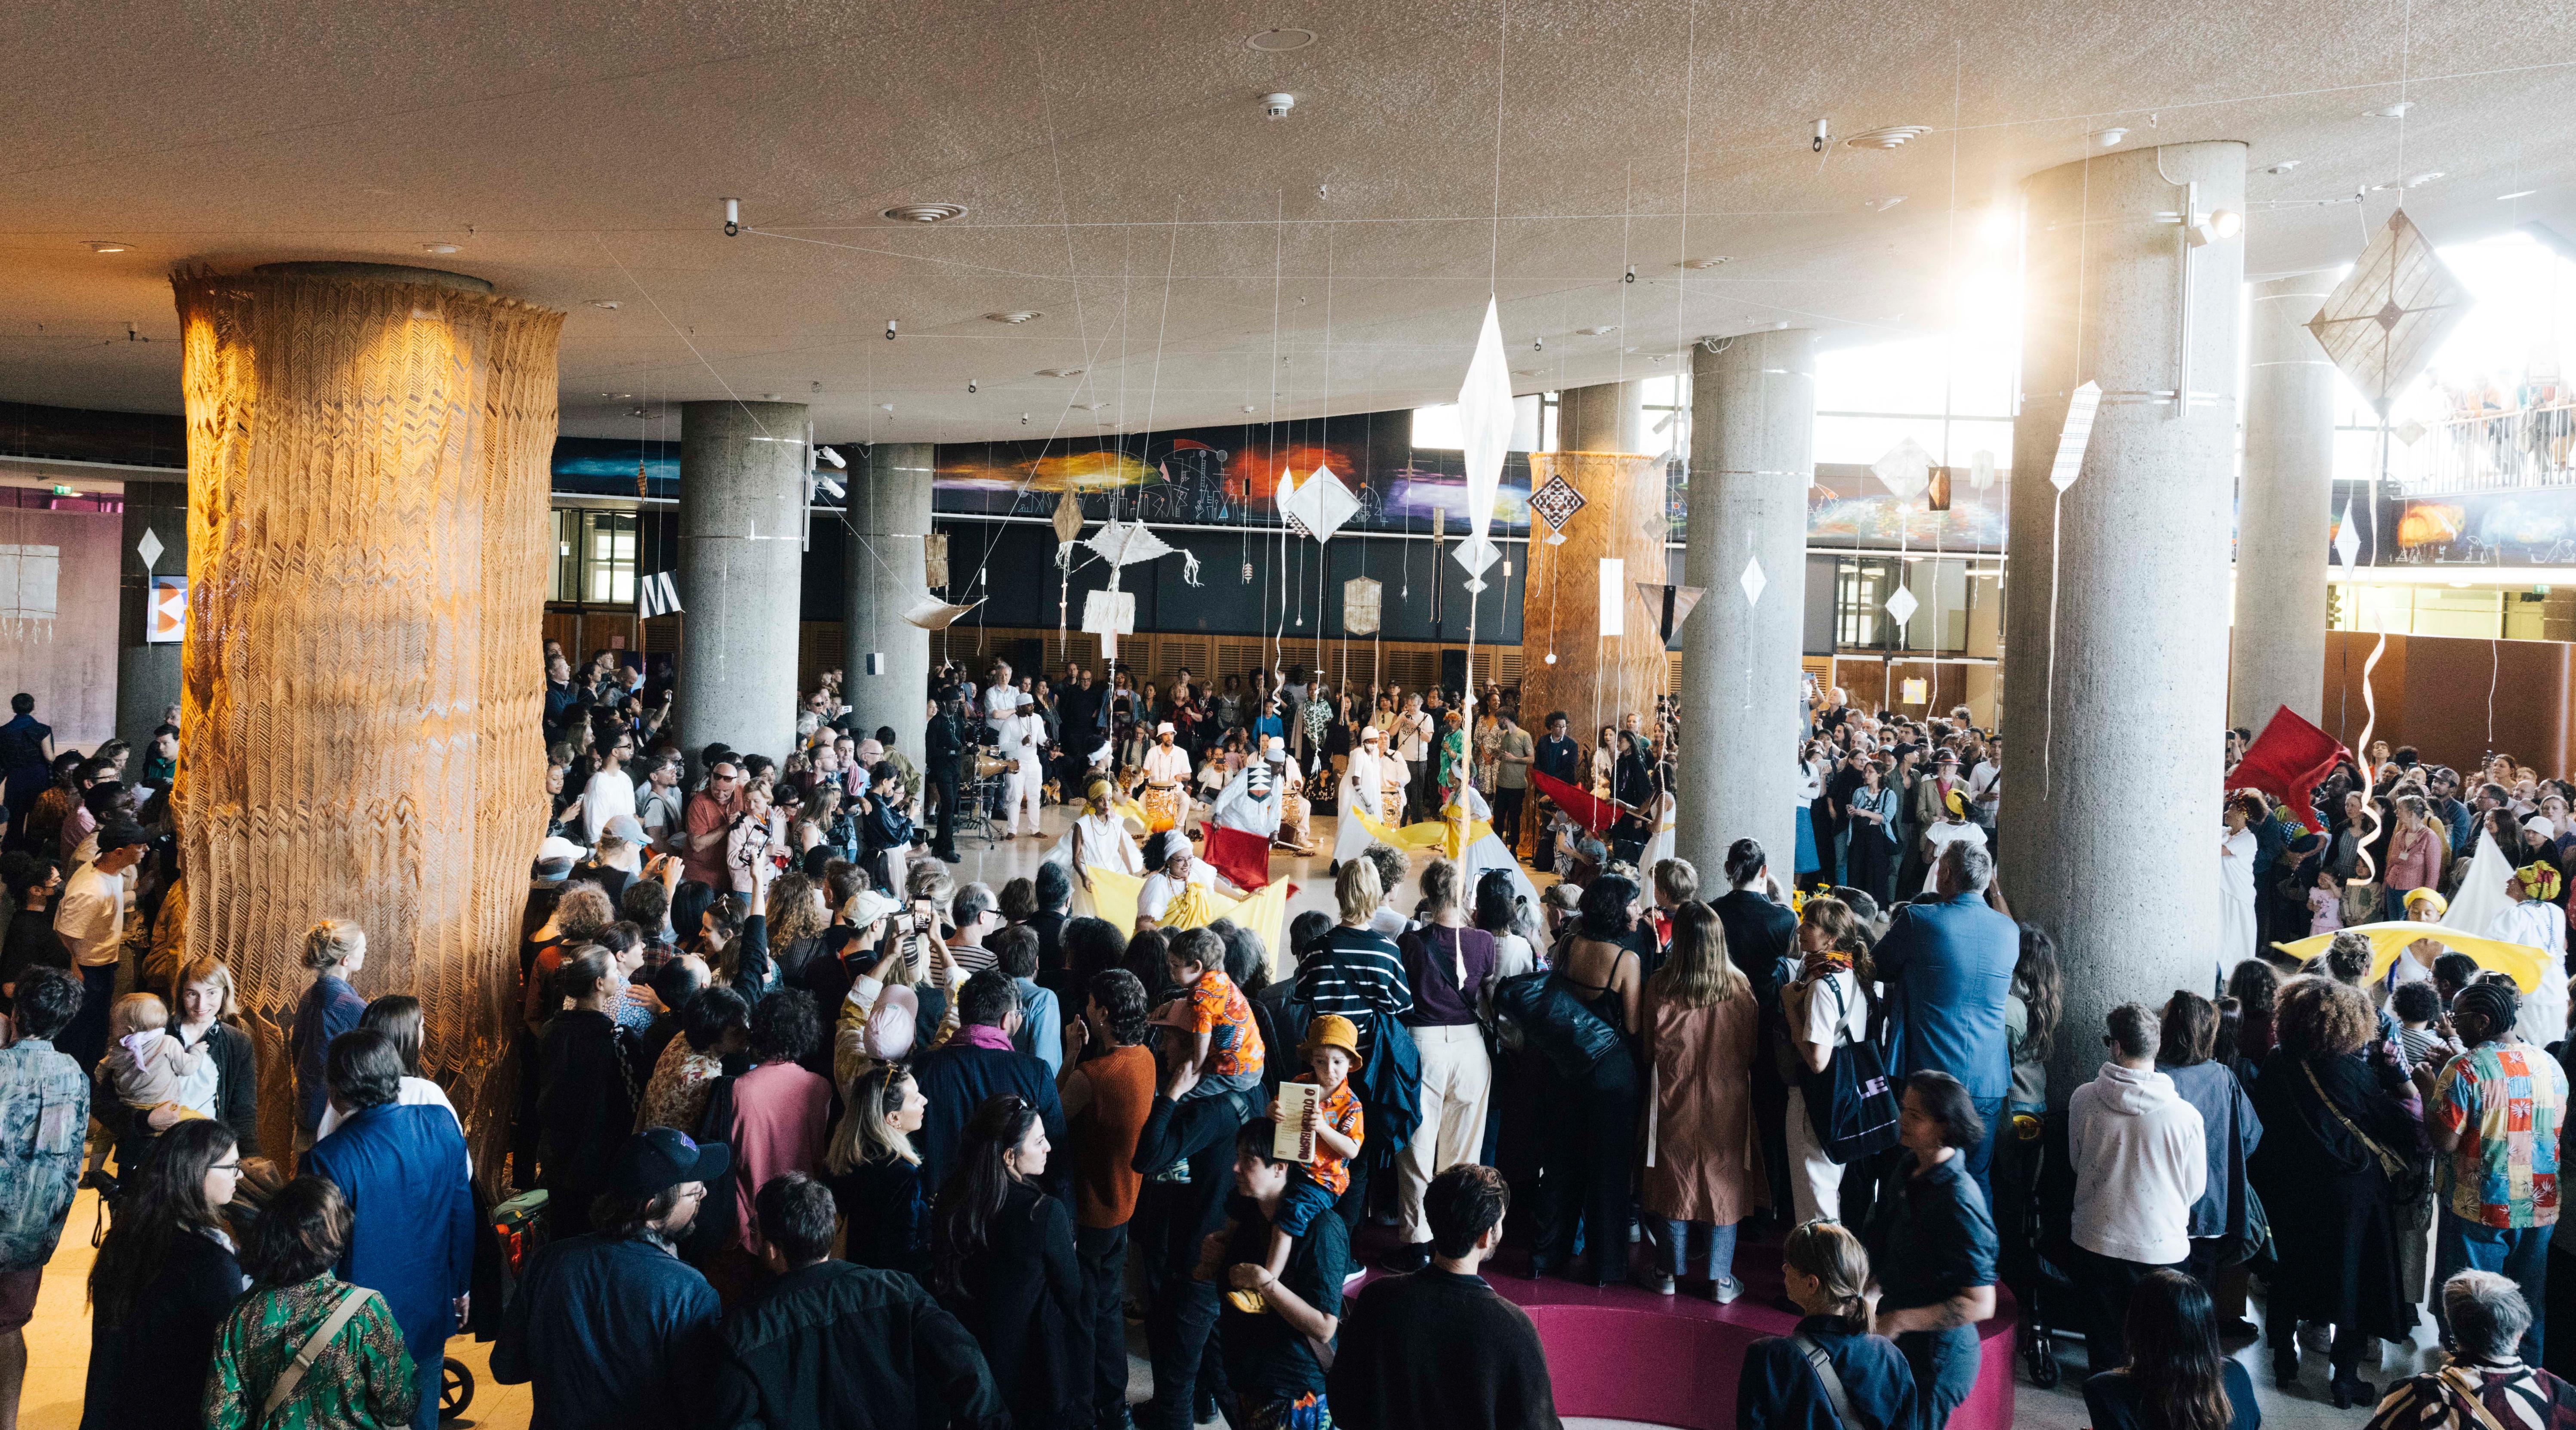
[14,800,2450,1427]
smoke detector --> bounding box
[2090,127,2129,147]
[881,203,968,223]
[1260,93,1297,120]
[2364,101,2414,119]
[1845,124,1932,150]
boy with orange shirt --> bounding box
[1222,1013,1365,1312]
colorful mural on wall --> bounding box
[2392,486,2576,565]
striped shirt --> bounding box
[1292,928,1412,1050]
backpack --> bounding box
[1796,977,1900,1163]
[1491,969,1624,1079]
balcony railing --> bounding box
[2396,402,2576,494]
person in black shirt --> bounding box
[856,763,919,893]
[1863,1072,1999,1430]
[1530,713,1582,873]
[1215,1126,1347,1427]
[1737,1221,1916,1430]
[924,690,968,865]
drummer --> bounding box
[1138,721,1195,834]
[1266,736,1316,856]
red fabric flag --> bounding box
[1530,769,1617,834]
[2228,705,2347,831]
[1201,823,1273,891]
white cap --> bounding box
[536,834,586,866]
[1362,726,1382,741]
[2527,815,2558,840]
[842,889,900,928]
[1157,722,1176,736]
[1264,736,1286,758]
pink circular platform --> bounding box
[1468,1248,2020,1430]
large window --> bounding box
[548,507,638,605]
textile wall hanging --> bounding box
[1517,451,1668,786]
[173,264,562,1183]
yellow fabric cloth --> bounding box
[1084,866,1293,980]
[2269,920,2550,994]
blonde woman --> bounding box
[826,1062,931,1280]
[288,920,367,1146]
[1287,859,1412,1063]
[1387,860,1499,1272]
[1636,901,1757,1300]
[1783,896,1877,1225]
[1736,1222,1914,1426]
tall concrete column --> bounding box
[116,476,187,748]
[1559,379,1646,452]
[173,261,559,1172]
[2231,271,2340,729]
[1997,142,2246,1095]
[843,442,933,746]
[1676,329,1815,880]
[676,401,809,766]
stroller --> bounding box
[1995,1107,2080,1388]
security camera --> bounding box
[885,319,898,341]
[813,474,845,500]
[1260,92,1296,120]
[816,445,846,469]
[723,198,740,237]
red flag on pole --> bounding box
[1201,824,1273,891]
[1530,769,1618,834]
[2228,705,2347,831]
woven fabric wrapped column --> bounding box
[1675,329,1815,882]
[1518,451,1668,777]
[844,443,934,746]
[1997,142,2245,1095]
[173,263,560,1176]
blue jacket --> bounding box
[914,1039,1068,1197]
[289,975,366,1133]
[492,1231,720,1430]
[1874,892,2018,1101]
[1011,977,1065,1077]
[301,1103,475,1368]
[1737,1316,1917,1430]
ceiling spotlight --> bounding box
[1078,402,1109,411]
[1260,92,1297,120]
[2364,101,2414,118]
[2091,127,2129,147]
[816,445,846,469]
[885,318,898,340]
[2500,189,2539,201]
[1035,367,1084,378]
[880,403,895,412]
[1681,256,1732,269]
[1846,124,1933,150]
[1244,27,1316,50]
[85,240,131,254]
[2186,208,2244,246]
[1577,325,1617,336]
[586,299,621,310]
[422,242,459,254]
[882,203,968,223]
[985,311,1043,324]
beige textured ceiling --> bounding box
[2,0,2572,444]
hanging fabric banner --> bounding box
[1597,557,1626,636]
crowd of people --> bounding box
[6,660,2576,1430]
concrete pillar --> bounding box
[1997,142,2246,1093]
[116,477,187,749]
[2231,271,2340,729]
[676,401,808,766]
[843,442,934,747]
[1559,379,1646,453]
[1676,329,1815,881]
[172,261,559,1171]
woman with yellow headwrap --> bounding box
[2490,859,2569,1044]
[1917,787,1987,896]
[1048,778,1143,915]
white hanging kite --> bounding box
[1739,557,1768,607]
[1085,519,1202,586]
[1871,437,1935,499]
[1885,585,1920,630]
[1597,557,1626,636]
[1968,450,1997,491]
[902,595,983,630]
[1456,298,1515,544]
[1453,535,1501,593]
[1276,466,1362,543]
[638,571,684,618]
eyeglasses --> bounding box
[211,1161,241,1172]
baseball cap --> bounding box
[842,889,900,928]
[94,818,150,853]
[608,1127,731,1198]
[604,814,646,844]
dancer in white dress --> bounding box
[1334,726,1392,869]
[1000,708,1046,837]
[1049,778,1145,918]
[2218,794,2262,982]
[2490,858,2570,1047]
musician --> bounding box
[999,707,1046,840]
[1265,737,1316,856]
[1138,722,1193,834]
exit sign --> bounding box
[50,485,75,497]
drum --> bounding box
[1140,783,1186,833]
[974,752,1017,780]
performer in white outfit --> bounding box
[1334,726,1392,868]
[1139,722,1194,834]
[2490,857,2570,1047]
[1137,830,1234,926]
[2218,794,2261,982]
[1211,754,1283,841]
[1001,709,1046,837]
[1049,778,1145,917]
[1454,784,1541,912]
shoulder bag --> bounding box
[259,1284,376,1425]
[2301,1060,2431,1203]
[1797,978,1901,1164]
[1791,1333,1861,1430]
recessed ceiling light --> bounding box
[1245,27,1316,51]
[1845,124,1933,150]
[2364,101,2414,118]
[1077,401,1108,411]
[1576,325,1617,336]
[1512,368,1539,377]
[882,203,968,224]
[2373,171,2446,191]
[2266,160,2303,175]
[422,242,460,254]
[85,240,131,254]
[986,311,1043,324]
[2090,127,2129,147]
[2500,189,2539,201]
[1034,367,1084,378]
[1864,196,1907,211]
[1680,256,1731,269]
[586,299,622,310]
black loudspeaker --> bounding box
[1439,649,1468,694]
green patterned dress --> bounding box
[203,1274,419,1430]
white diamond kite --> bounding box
[1871,438,1935,499]
[136,528,163,571]
[2307,209,2474,416]
[1453,534,1501,594]
[1455,298,1515,544]
[2049,381,2102,492]
[1884,585,1920,629]
[1968,450,1996,491]
[1276,466,1362,544]
[1739,557,1767,606]
[2333,502,2363,567]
